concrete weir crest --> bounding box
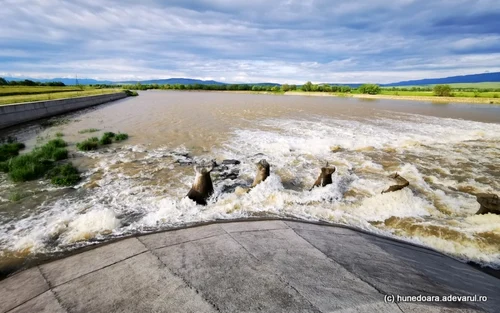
[0,219,498,313]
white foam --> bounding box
[1,112,499,268]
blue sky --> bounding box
[1,0,500,83]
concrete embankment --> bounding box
[1,220,498,313]
[0,92,128,130]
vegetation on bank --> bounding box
[0,88,122,105]
[76,132,129,151]
[0,138,81,186]
[0,78,65,87]
[78,128,100,134]
[114,81,499,101]
[123,89,138,96]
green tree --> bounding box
[0,77,7,85]
[281,84,290,92]
[290,84,297,91]
[358,84,381,95]
[433,84,452,97]
[302,81,313,92]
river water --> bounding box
[1,91,499,275]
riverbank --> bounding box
[284,91,500,104]
[0,88,122,106]
[0,92,128,130]
[1,220,497,313]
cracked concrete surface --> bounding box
[1,220,498,313]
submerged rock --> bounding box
[222,159,241,165]
[381,173,409,194]
[475,193,500,215]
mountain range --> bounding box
[3,72,500,87]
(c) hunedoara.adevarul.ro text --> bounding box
[384,294,488,303]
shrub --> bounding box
[46,163,81,186]
[433,85,452,97]
[114,133,129,141]
[358,84,381,95]
[55,132,64,137]
[76,137,99,151]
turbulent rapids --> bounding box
[0,91,499,274]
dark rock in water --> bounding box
[175,160,194,166]
[475,193,500,215]
[222,159,241,165]
[381,173,409,194]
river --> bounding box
[1,90,499,276]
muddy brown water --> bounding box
[1,90,499,277]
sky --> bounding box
[1,0,500,84]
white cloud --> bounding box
[1,0,500,83]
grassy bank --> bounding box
[285,91,500,104]
[0,87,123,105]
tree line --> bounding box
[0,77,66,86]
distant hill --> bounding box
[2,77,113,85]
[117,78,226,85]
[382,72,500,87]
[3,72,499,87]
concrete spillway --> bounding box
[1,220,498,313]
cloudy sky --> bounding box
[1,0,500,83]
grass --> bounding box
[123,89,139,96]
[0,88,121,105]
[0,86,82,96]
[77,132,129,151]
[1,139,69,182]
[114,133,129,141]
[55,132,64,137]
[40,118,72,128]
[78,128,100,134]
[389,82,500,89]
[8,192,23,202]
[76,137,99,151]
[0,138,81,186]
[46,163,81,186]
[0,142,25,162]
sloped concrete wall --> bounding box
[0,92,128,130]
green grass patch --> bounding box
[0,88,121,105]
[8,192,23,202]
[99,132,115,145]
[114,133,129,141]
[0,142,25,162]
[78,128,100,134]
[3,139,69,182]
[77,132,128,151]
[123,89,139,96]
[55,132,64,137]
[76,137,99,151]
[46,163,81,186]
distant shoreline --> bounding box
[284,91,500,104]
[146,89,500,105]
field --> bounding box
[385,82,500,89]
[0,86,122,105]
